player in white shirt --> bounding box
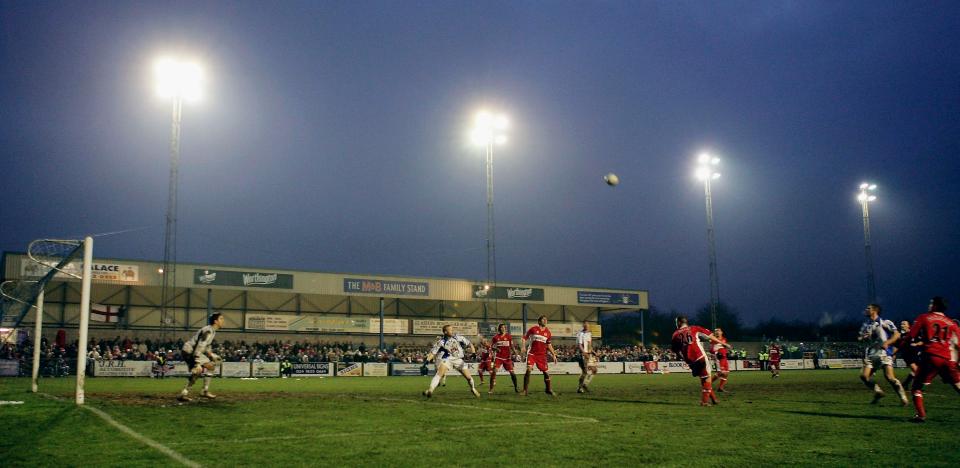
[423,325,480,398]
[178,313,224,402]
[576,320,598,393]
[857,304,908,405]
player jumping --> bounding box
[712,327,730,392]
[576,320,598,393]
[907,297,960,422]
[177,313,224,402]
[423,325,480,398]
[489,323,519,394]
[671,315,731,406]
[522,315,558,396]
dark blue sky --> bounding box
[2,1,959,324]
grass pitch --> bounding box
[2,370,958,467]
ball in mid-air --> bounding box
[603,173,619,186]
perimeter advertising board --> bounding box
[245,314,407,334]
[92,360,153,377]
[291,362,333,376]
[412,320,478,336]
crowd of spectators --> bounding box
[0,334,868,373]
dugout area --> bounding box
[1,252,647,344]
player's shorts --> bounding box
[688,359,709,378]
[182,352,210,373]
[863,352,894,370]
[527,354,549,372]
[912,354,960,391]
[577,355,598,371]
[439,357,467,373]
[493,356,514,372]
[717,358,730,372]
[479,360,492,372]
[769,359,781,369]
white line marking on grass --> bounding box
[0,401,25,405]
[39,393,200,468]
[376,397,600,423]
[169,421,570,446]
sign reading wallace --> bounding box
[193,269,293,289]
[472,285,544,301]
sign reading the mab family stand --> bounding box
[343,278,429,296]
[245,314,408,334]
[412,320,478,336]
[21,260,139,283]
[471,285,544,301]
[194,269,293,289]
[576,291,640,306]
[343,278,430,296]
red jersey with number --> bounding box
[671,325,712,363]
[909,312,960,361]
[524,326,552,356]
[769,346,781,362]
[712,337,728,360]
[492,333,514,359]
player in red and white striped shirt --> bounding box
[476,338,492,384]
[671,315,731,406]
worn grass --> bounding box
[1,370,958,467]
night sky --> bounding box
[2,1,958,324]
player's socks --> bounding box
[510,373,518,391]
[489,373,496,391]
[522,373,530,393]
[202,375,211,393]
[584,373,594,386]
[860,376,876,390]
[912,391,926,419]
[700,378,711,405]
[890,379,907,404]
[717,376,728,390]
[544,374,554,395]
[428,372,443,393]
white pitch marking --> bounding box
[40,393,201,468]
[0,401,25,405]
[377,397,600,423]
[170,421,567,446]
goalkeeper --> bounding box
[178,313,224,402]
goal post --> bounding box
[75,236,93,405]
[0,236,91,402]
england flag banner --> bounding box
[90,303,123,323]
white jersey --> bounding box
[576,330,592,355]
[430,334,471,360]
[182,325,217,357]
[859,317,897,357]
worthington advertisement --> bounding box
[194,269,294,289]
[471,285,544,301]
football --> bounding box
[604,173,619,186]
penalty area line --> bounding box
[39,393,201,468]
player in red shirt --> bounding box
[489,323,519,393]
[712,328,731,392]
[522,315,558,396]
[671,315,731,406]
[907,297,960,422]
[475,338,492,384]
[768,344,782,378]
